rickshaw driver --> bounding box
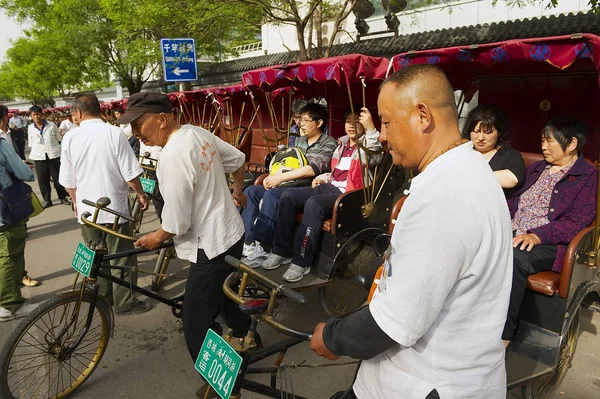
[117,92,252,396]
[310,64,513,399]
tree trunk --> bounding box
[325,0,357,58]
[315,5,323,59]
[123,78,145,95]
[296,23,309,61]
[307,14,314,60]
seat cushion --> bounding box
[526,271,560,296]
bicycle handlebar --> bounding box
[225,255,308,306]
[82,199,135,223]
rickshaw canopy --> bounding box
[390,34,600,94]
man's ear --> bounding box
[416,102,432,132]
[158,113,169,128]
[316,119,324,129]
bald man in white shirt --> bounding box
[310,65,513,399]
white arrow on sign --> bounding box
[173,67,190,76]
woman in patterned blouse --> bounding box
[502,117,598,344]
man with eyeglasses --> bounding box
[237,103,337,266]
[288,99,308,148]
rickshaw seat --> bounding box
[526,224,593,298]
[526,271,560,296]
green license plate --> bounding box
[71,243,95,277]
[140,177,156,194]
[195,329,243,399]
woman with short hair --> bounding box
[463,104,525,196]
[502,116,598,343]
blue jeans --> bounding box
[242,185,287,244]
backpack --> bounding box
[268,147,311,187]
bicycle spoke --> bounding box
[27,355,57,399]
[22,330,50,351]
[12,355,56,398]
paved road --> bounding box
[1,185,599,399]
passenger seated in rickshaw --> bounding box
[239,103,337,264]
[258,107,383,282]
[287,99,308,148]
[502,117,598,343]
[462,104,525,197]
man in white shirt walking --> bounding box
[27,105,69,208]
[59,93,151,315]
[125,92,251,395]
[58,112,77,138]
[310,65,513,399]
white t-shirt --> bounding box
[158,124,245,262]
[59,119,143,225]
[120,124,133,139]
[354,142,512,399]
[27,121,62,160]
[59,119,77,136]
[9,115,27,130]
[139,141,162,165]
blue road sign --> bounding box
[161,38,198,82]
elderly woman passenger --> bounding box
[463,105,525,196]
[502,116,597,342]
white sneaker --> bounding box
[282,264,311,283]
[0,303,39,322]
[246,242,267,261]
[242,242,255,257]
[0,307,13,322]
[262,253,292,270]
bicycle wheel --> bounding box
[151,246,174,292]
[521,309,580,399]
[0,292,112,399]
[319,234,380,318]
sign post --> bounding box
[160,38,198,83]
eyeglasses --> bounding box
[300,118,314,124]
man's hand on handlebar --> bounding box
[310,322,339,361]
[135,228,175,251]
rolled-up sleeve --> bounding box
[115,131,143,182]
[58,137,76,188]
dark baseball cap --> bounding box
[115,92,173,124]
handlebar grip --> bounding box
[225,255,242,269]
[82,199,99,208]
[279,285,308,306]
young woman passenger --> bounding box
[462,105,525,196]
[502,117,597,345]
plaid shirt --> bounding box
[295,133,337,176]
